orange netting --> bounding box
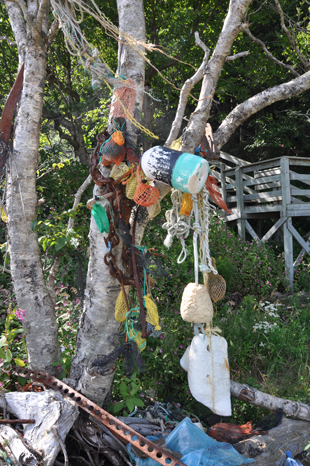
[133,167,159,207]
[100,131,126,166]
[110,79,136,119]
[206,175,231,213]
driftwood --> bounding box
[231,381,310,421]
[0,424,39,465]
[0,390,79,466]
[234,417,310,465]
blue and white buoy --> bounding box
[141,146,209,194]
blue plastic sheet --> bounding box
[127,418,255,466]
[285,451,303,466]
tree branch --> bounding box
[36,0,49,34]
[226,51,250,61]
[47,19,59,45]
[164,32,210,147]
[0,35,17,46]
[274,0,310,71]
[244,28,299,77]
[214,69,310,149]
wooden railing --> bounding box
[212,153,310,287]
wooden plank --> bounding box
[289,159,310,167]
[291,188,310,197]
[243,174,281,187]
[290,173,310,182]
[219,151,251,166]
[226,212,240,222]
[245,205,282,214]
[287,222,310,255]
[255,182,281,191]
[281,158,293,288]
[244,190,282,201]
[245,220,260,240]
[236,167,245,240]
[287,205,310,216]
[261,217,287,243]
[294,233,310,268]
[242,159,281,174]
[254,168,281,177]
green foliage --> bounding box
[111,372,145,416]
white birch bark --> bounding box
[5,3,61,373]
[70,0,146,404]
[214,69,310,149]
[179,0,253,153]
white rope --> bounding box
[200,186,217,275]
[192,194,201,285]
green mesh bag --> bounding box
[91,203,109,233]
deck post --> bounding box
[281,157,294,288]
[236,167,245,240]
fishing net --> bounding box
[118,218,132,246]
[179,193,193,216]
[100,131,126,166]
[110,78,136,119]
[110,162,131,181]
[206,175,231,213]
[144,294,161,330]
[147,322,162,338]
[134,169,160,207]
[115,289,129,322]
[124,172,138,199]
[147,200,161,219]
[143,252,169,278]
[205,258,226,303]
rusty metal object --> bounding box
[9,367,185,466]
[0,419,35,424]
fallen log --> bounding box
[0,424,39,466]
[234,417,310,465]
[231,381,310,421]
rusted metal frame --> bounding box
[0,419,35,424]
[9,367,185,466]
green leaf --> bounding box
[125,398,135,412]
[0,336,6,347]
[55,236,67,252]
[0,348,5,358]
[113,402,124,413]
[31,221,38,232]
[5,349,12,363]
[122,410,128,417]
[130,397,144,407]
[119,381,128,396]
[14,358,25,367]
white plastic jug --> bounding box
[181,334,231,416]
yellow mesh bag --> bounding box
[128,329,146,352]
[110,162,131,181]
[125,173,138,199]
[169,137,182,151]
[147,200,161,219]
[115,289,128,322]
[144,294,161,330]
[205,258,226,303]
[112,130,125,146]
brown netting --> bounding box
[133,168,159,207]
[110,79,136,119]
[100,131,126,166]
[205,258,226,303]
[206,175,231,213]
[127,146,141,166]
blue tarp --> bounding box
[127,417,255,466]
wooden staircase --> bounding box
[212,152,310,288]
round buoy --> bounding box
[141,146,209,194]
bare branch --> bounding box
[36,0,50,34]
[245,28,299,77]
[47,19,59,45]
[164,32,210,147]
[226,50,250,61]
[214,69,310,149]
[68,175,92,230]
[274,0,309,71]
[0,35,17,46]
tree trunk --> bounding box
[5,13,60,373]
[70,0,146,404]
